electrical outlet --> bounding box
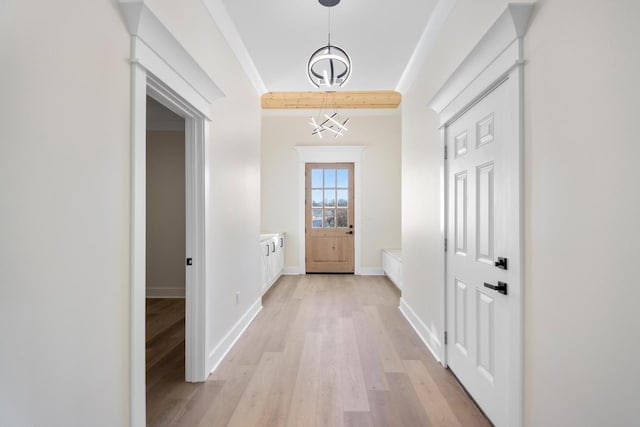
[236,291,240,304]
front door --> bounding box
[305,163,354,273]
[446,79,517,426]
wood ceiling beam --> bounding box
[261,91,402,109]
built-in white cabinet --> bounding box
[260,233,285,295]
[382,248,402,290]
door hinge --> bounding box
[444,145,448,160]
[444,238,448,252]
[444,331,448,345]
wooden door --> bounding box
[446,80,515,426]
[305,163,354,273]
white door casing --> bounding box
[119,1,224,426]
[429,4,534,427]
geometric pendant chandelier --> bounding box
[309,111,350,139]
[306,0,352,89]
[308,90,350,139]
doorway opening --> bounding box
[144,97,188,420]
[130,71,210,425]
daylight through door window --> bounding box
[311,168,349,228]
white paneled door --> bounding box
[446,79,517,427]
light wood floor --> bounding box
[146,275,491,427]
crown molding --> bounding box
[201,0,268,95]
[396,0,457,94]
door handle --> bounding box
[484,281,508,295]
[271,242,275,253]
[346,231,353,235]
[494,257,508,270]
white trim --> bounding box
[399,298,443,363]
[438,126,447,369]
[294,146,366,274]
[131,37,212,118]
[395,0,456,94]
[428,4,532,427]
[208,298,263,374]
[129,62,147,427]
[428,3,533,120]
[120,0,224,104]
[201,0,268,95]
[283,267,304,275]
[120,2,224,425]
[261,274,281,296]
[146,287,186,298]
[183,103,208,385]
[358,267,384,276]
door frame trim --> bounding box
[120,1,224,425]
[294,146,365,275]
[428,4,534,427]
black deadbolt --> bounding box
[494,257,508,270]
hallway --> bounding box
[146,275,490,426]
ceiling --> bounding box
[219,0,440,92]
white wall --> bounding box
[0,0,261,425]
[401,0,640,426]
[0,1,131,424]
[261,111,401,273]
[146,130,186,297]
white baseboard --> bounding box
[208,298,263,375]
[357,267,384,276]
[399,298,443,363]
[146,287,185,298]
[261,273,283,296]
[283,266,304,275]
[283,267,383,275]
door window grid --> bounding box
[311,168,349,228]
